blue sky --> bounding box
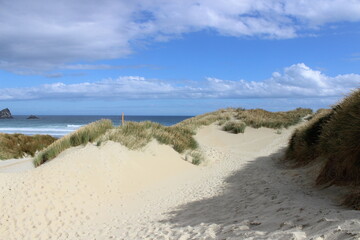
[0,0,360,115]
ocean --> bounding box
[0,115,192,138]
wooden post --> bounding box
[122,112,125,126]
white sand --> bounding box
[0,157,33,173]
[1,124,360,239]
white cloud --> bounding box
[205,63,360,98]
[0,63,358,101]
[1,0,360,73]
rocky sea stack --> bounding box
[27,115,39,119]
[0,108,13,119]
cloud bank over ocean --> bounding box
[1,0,360,73]
[1,63,358,101]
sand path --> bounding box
[1,124,360,239]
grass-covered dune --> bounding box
[34,119,113,166]
[0,133,56,160]
[285,89,360,209]
[33,107,311,167]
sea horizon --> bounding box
[0,115,193,137]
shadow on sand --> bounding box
[160,147,353,238]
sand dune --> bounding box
[1,124,359,239]
[0,157,33,173]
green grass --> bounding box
[0,134,56,160]
[33,119,113,166]
[190,152,203,165]
[223,121,246,134]
[285,89,360,209]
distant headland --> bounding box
[0,108,13,119]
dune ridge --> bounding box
[1,122,359,239]
[32,107,311,167]
[286,89,360,209]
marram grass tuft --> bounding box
[33,119,113,166]
[285,89,360,208]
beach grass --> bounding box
[177,107,311,132]
[223,120,246,134]
[316,90,360,187]
[285,89,360,209]
[33,107,311,167]
[190,151,203,165]
[0,133,56,160]
[101,121,198,153]
[285,108,334,166]
[175,108,232,131]
[100,108,310,162]
[100,109,236,154]
[235,108,313,129]
[33,119,113,166]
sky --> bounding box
[0,0,360,115]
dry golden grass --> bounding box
[175,108,233,131]
[316,90,360,186]
[0,133,56,160]
[285,89,360,209]
[235,108,313,129]
[176,107,311,131]
[285,108,333,166]
[34,119,113,166]
[100,121,198,153]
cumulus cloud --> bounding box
[0,63,358,101]
[1,0,360,72]
[205,63,360,98]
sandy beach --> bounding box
[1,124,359,240]
[1,0,359,238]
